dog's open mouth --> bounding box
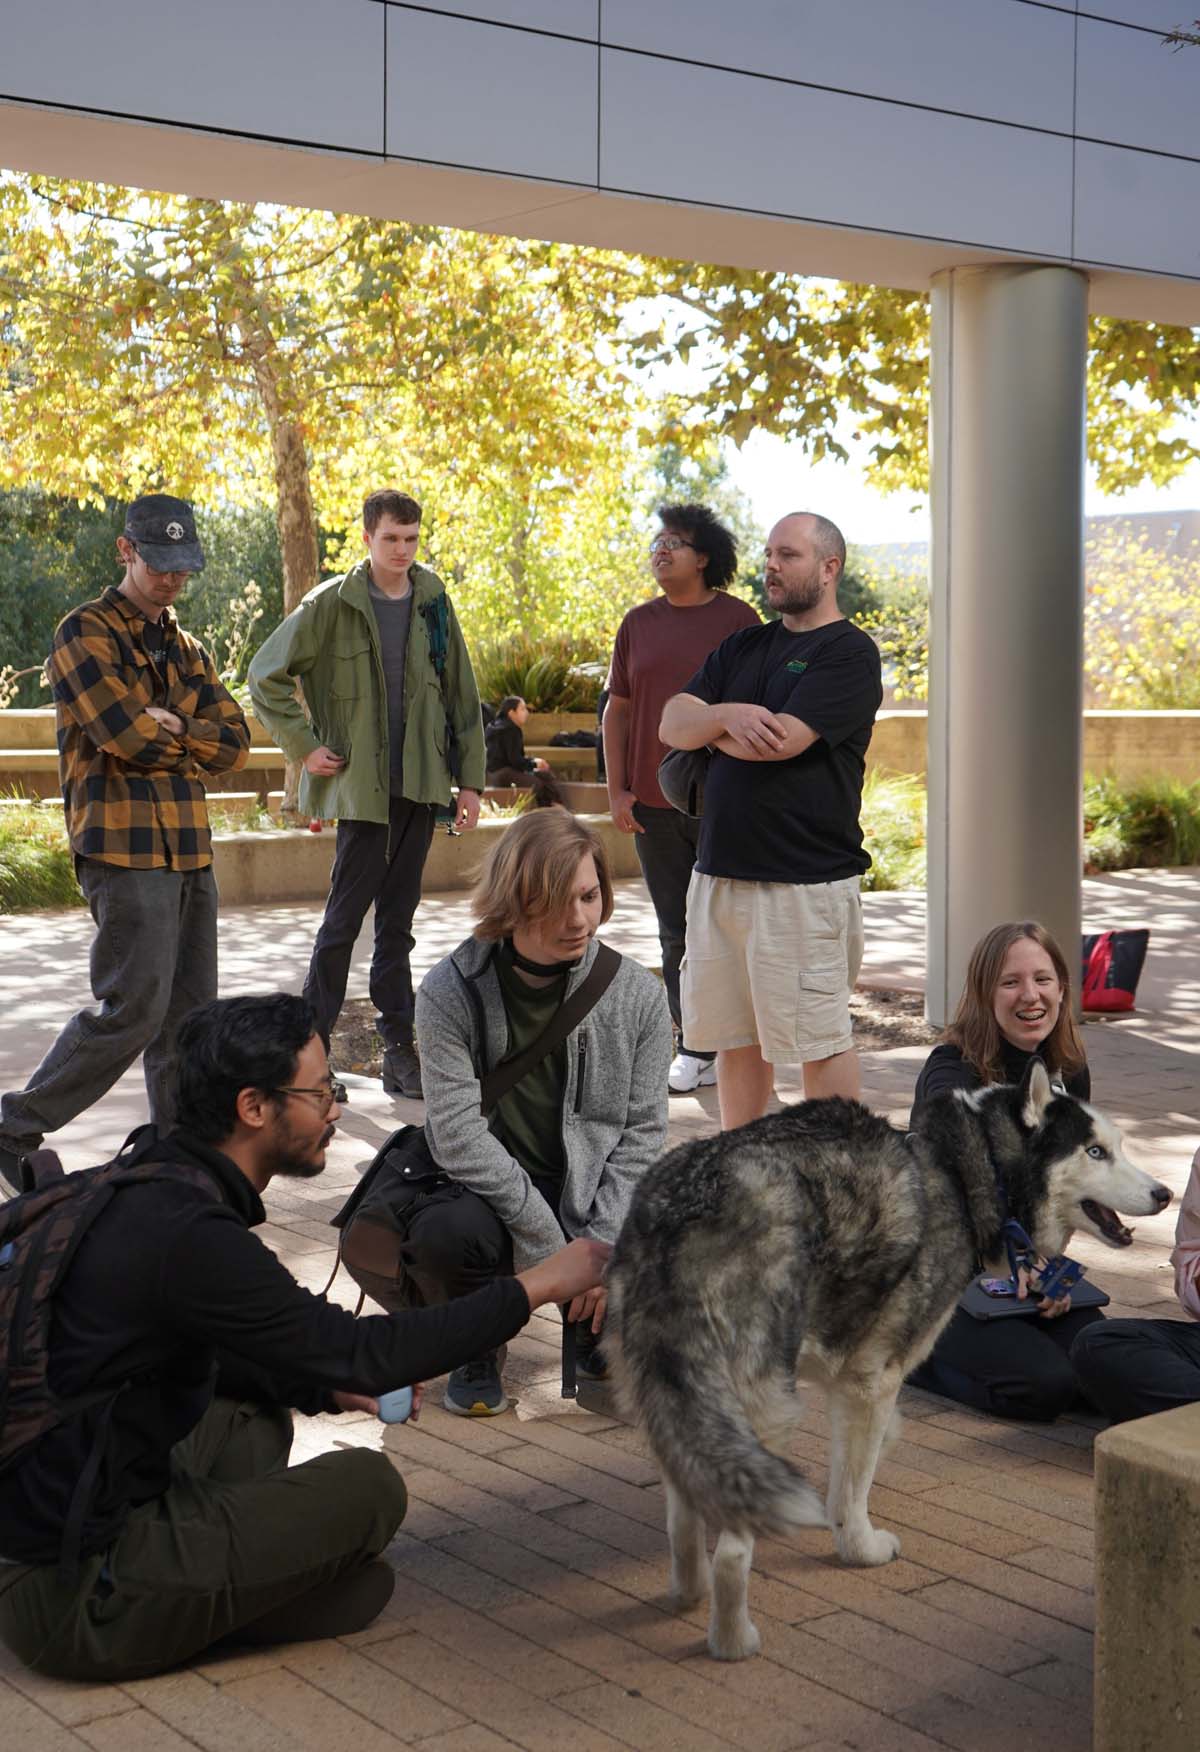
[1081,1199,1134,1246]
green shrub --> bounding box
[0,492,285,707]
[473,632,607,713]
[0,802,82,913]
[860,770,926,892]
[0,797,283,913]
[1083,774,1200,870]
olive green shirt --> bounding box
[492,941,568,1192]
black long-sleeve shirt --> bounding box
[485,717,533,775]
[0,1135,529,1564]
[910,1038,1091,1126]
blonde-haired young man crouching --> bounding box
[411,811,671,1414]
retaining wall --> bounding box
[212,813,642,906]
[4,709,1197,797]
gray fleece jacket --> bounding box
[415,935,672,1269]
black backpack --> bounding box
[0,1128,219,1570]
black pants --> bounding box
[304,796,436,1049]
[397,1176,560,1306]
[1069,1316,1200,1424]
[907,1303,1105,1422]
[631,802,710,1058]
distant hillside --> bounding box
[858,508,1200,580]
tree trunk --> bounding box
[507,521,530,620]
[240,292,319,812]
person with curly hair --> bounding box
[604,503,759,1094]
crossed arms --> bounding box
[49,613,248,777]
[659,692,818,762]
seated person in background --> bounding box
[485,695,550,788]
[907,920,1104,1422]
[413,809,672,1416]
[0,993,607,1681]
[1070,1145,1200,1423]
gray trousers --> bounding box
[0,859,218,1152]
[0,1398,407,1681]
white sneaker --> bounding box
[668,1052,718,1093]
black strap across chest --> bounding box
[479,941,620,1114]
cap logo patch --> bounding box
[166,521,184,541]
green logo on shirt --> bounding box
[786,659,809,674]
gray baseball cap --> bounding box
[124,494,205,573]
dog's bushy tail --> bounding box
[609,1336,826,1537]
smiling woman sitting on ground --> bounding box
[906,920,1106,1422]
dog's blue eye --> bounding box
[1086,1145,1106,1159]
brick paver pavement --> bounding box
[1,872,1197,1748]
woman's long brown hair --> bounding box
[944,920,1087,1084]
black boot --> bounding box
[382,1043,423,1100]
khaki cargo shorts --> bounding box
[680,872,863,1065]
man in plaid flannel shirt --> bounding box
[0,495,250,1192]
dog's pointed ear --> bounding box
[1021,1059,1053,1128]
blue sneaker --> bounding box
[443,1353,509,1416]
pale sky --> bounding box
[632,293,1200,551]
[722,425,1200,551]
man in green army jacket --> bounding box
[249,490,486,1100]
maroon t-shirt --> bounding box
[609,592,761,808]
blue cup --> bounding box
[377,1385,413,1424]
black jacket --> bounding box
[485,717,533,775]
[911,1039,1091,1126]
[0,1133,529,1564]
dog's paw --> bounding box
[707,1615,761,1662]
[836,1525,901,1567]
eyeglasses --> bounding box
[270,1079,339,1114]
[649,537,696,555]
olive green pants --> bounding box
[0,1398,407,1681]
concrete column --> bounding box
[926,264,1089,1026]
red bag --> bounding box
[1081,928,1150,1013]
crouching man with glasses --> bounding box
[0,993,608,1681]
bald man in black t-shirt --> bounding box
[660,512,882,1130]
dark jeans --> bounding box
[0,860,218,1152]
[0,1397,406,1681]
[304,796,436,1050]
[907,1303,1105,1422]
[486,766,536,789]
[388,1173,584,1367]
[1070,1316,1200,1424]
[631,802,710,1058]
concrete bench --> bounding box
[0,747,284,800]
[525,745,598,780]
[1094,1398,1200,1750]
[211,812,640,904]
[481,781,608,812]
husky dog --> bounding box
[606,1062,1171,1662]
